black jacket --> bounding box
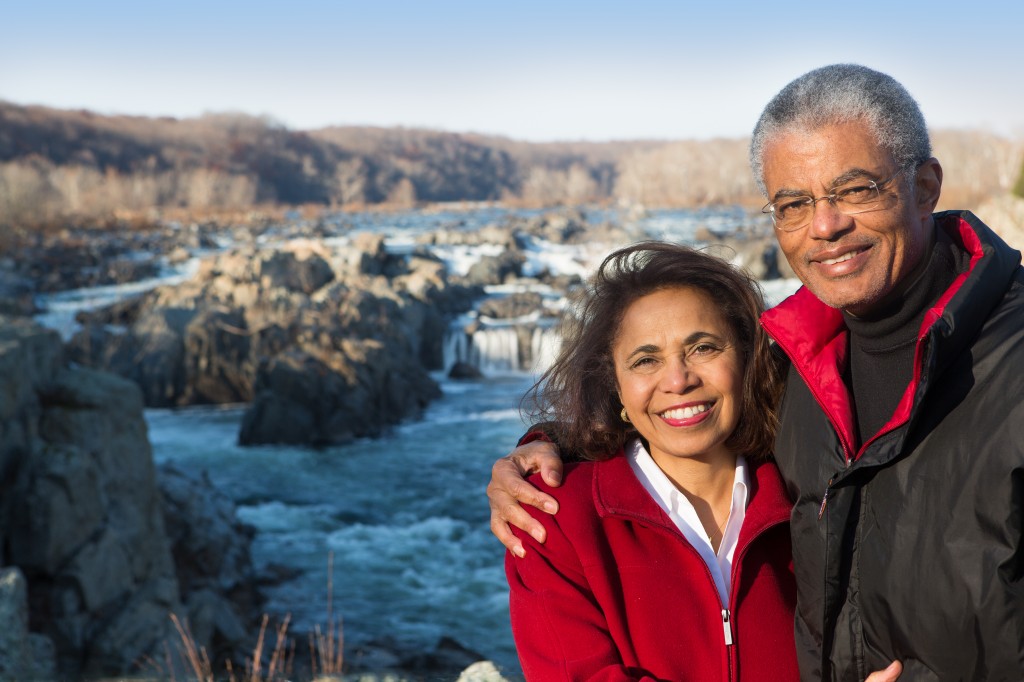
[760,211,1024,681]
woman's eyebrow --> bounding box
[623,332,721,360]
[625,343,660,361]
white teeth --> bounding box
[821,251,857,265]
[661,404,710,420]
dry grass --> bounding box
[152,552,343,682]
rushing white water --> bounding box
[146,375,536,677]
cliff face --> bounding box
[0,317,259,678]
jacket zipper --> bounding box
[624,516,736,676]
[616,497,790,678]
[818,476,835,520]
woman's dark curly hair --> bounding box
[524,241,783,461]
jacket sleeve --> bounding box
[505,511,667,682]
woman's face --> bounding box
[612,286,745,466]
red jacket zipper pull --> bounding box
[721,609,733,646]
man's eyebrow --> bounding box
[829,167,877,187]
[770,167,878,201]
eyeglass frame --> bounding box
[761,165,913,232]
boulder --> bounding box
[457,661,511,682]
[257,249,335,295]
[67,306,194,407]
[0,269,38,317]
[705,236,795,280]
[0,567,57,681]
[448,361,484,380]
[0,320,264,678]
[158,463,260,662]
[465,250,525,286]
[478,292,544,320]
[239,341,441,446]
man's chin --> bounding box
[804,279,881,313]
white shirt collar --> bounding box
[626,438,749,605]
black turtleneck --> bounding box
[842,223,971,447]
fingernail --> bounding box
[542,501,557,514]
[513,546,526,558]
[531,529,545,543]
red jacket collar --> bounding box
[591,451,792,546]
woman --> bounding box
[506,242,796,681]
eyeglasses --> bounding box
[761,167,908,232]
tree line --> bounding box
[1,100,1021,226]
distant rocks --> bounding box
[66,233,480,445]
[448,361,484,380]
[478,292,544,320]
[466,251,526,287]
[0,268,40,317]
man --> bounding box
[488,64,1024,681]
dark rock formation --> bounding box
[478,292,544,320]
[66,234,479,446]
[0,317,260,678]
[704,235,796,281]
[448,361,484,380]
[465,251,525,286]
[0,568,56,681]
[157,463,262,662]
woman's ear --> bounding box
[914,157,943,217]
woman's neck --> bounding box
[650,448,737,548]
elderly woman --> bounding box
[506,242,797,681]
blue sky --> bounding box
[2,0,1022,141]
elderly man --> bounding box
[488,64,1024,681]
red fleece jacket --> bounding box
[506,452,798,681]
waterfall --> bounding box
[529,326,562,374]
[444,326,520,374]
[443,323,562,376]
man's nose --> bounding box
[806,197,853,239]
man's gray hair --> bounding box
[749,64,931,196]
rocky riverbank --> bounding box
[0,317,263,679]
[0,315,515,681]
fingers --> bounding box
[490,447,561,514]
[864,661,902,682]
[487,461,555,555]
[490,499,545,558]
[487,442,564,556]
[508,440,564,486]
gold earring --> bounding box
[620,407,630,423]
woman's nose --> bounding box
[659,358,698,392]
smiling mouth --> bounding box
[812,244,871,267]
[659,403,711,420]
[820,251,858,265]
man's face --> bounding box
[762,120,935,315]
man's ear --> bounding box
[914,157,943,217]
